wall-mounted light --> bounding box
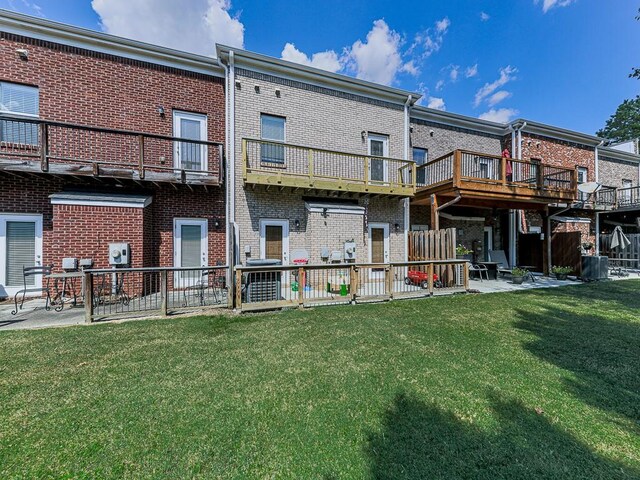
[275,89,281,98]
[361,131,367,141]
[235,81,241,90]
[214,219,221,228]
[429,129,435,137]
[16,49,28,60]
[322,207,328,217]
[254,85,260,93]
[394,223,400,233]
[157,106,165,118]
[294,219,300,230]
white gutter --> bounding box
[594,140,604,183]
[228,50,239,268]
[403,95,412,262]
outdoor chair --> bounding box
[11,265,54,315]
[469,263,489,281]
[488,250,513,276]
[183,269,223,307]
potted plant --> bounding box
[456,244,472,260]
[551,265,572,280]
[511,267,528,285]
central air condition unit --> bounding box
[581,255,608,281]
[108,243,131,266]
[244,258,282,302]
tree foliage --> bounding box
[632,8,640,79]
[596,96,640,142]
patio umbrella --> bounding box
[610,225,631,250]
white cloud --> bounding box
[474,65,517,107]
[281,43,341,73]
[401,60,420,76]
[479,108,518,123]
[346,19,406,85]
[535,0,577,13]
[91,0,244,56]
[435,79,445,91]
[449,65,460,82]
[427,97,446,110]
[487,90,512,106]
[465,63,478,78]
[411,17,451,58]
[480,11,490,21]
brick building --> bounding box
[0,11,225,298]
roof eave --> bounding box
[410,105,508,136]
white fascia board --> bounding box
[511,119,603,147]
[305,202,365,215]
[598,146,640,164]
[217,45,421,106]
[0,9,223,77]
[49,193,152,208]
[410,106,508,136]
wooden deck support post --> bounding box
[386,266,393,299]
[427,263,434,296]
[430,194,439,230]
[160,270,168,316]
[350,265,358,303]
[235,267,242,310]
[39,123,49,172]
[138,134,145,180]
[84,271,93,324]
[298,267,305,309]
[542,209,550,276]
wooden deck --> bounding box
[242,138,415,198]
[0,114,223,186]
[412,150,577,209]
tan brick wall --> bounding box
[410,120,503,160]
[233,69,407,264]
[598,156,639,188]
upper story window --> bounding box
[577,166,589,201]
[0,82,39,145]
[413,147,428,185]
[260,114,285,164]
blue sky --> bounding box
[1,0,639,134]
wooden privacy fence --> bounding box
[408,228,457,261]
[601,233,640,268]
[235,259,469,312]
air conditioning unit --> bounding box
[108,243,130,266]
[581,255,608,281]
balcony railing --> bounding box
[0,114,223,185]
[616,185,640,208]
[416,150,577,202]
[242,138,415,197]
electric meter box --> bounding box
[344,240,356,261]
[108,243,130,266]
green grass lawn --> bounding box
[1,281,639,479]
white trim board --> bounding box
[440,212,485,222]
[259,219,290,265]
[49,193,152,208]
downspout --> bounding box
[218,57,230,271]
[403,95,412,262]
[437,195,462,213]
[228,50,238,267]
[594,140,604,256]
[594,140,604,183]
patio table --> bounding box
[47,272,84,311]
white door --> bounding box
[259,219,289,265]
[368,223,389,280]
[174,219,208,286]
[173,111,208,172]
[368,134,389,183]
[0,214,43,297]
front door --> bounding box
[174,219,208,286]
[173,111,208,172]
[260,219,289,265]
[369,223,389,279]
[0,214,43,297]
[368,134,389,183]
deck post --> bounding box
[241,139,248,180]
[427,263,434,296]
[542,210,550,276]
[536,162,544,189]
[308,149,314,182]
[160,270,168,316]
[39,123,49,172]
[462,261,470,290]
[298,267,305,308]
[386,265,393,299]
[430,194,439,230]
[453,150,462,187]
[500,156,507,185]
[364,156,369,187]
[235,267,242,310]
[138,134,145,179]
[350,265,357,303]
[84,271,93,323]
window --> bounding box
[0,82,39,145]
[368,133,389,183]
[621,179,633,205]
[260,114,285,163]
[577,167,588,201]
[413,147,428,185]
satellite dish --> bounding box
[577,182,601,194]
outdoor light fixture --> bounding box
[395,223,400,233]
[361,131,367,141]
[294,219,300,230]
[254,85,260,93]
[275,88,281,98]
[429,129,435,137]
[157,106,165,117]
[214,219,221,228]
[16,48,28,60]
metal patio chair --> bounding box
[11,265,54,315]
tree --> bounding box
[632,8,640,79]
[596,96,640,142]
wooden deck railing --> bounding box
[416,150,577,196]
[242,138,416,196]
[616,185,640,208]
[0,114,224,185]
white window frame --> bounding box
[260,114,287,164]
[413,147,428,185]
[0,213,43,297]
[173,218,208,286]
[0,82,39,117]
[368,222,389,279]
[368,133,389,183]
[172,110,208,172]
[259,218,289,265]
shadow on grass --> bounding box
[515,302,640,434]
[367,393,637,480]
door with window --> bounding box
[260,114,286,164]
[621,179,633,205]
[413,147,428,186]
[173,111,208,172]
[259,219,289,265]
[174,219,208,286]
[368,134,389,183]
[577,167,588,202]
[368,223,389,279]
[0,214,43,297]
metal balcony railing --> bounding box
[242,138,415,197]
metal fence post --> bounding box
[160,270,168,316]
[84,271,93,323]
